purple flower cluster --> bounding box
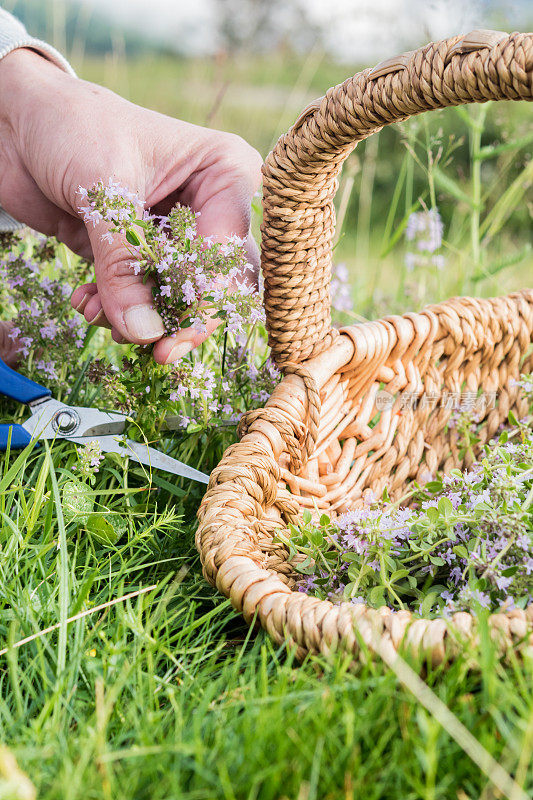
[75,440,104,482]
[169,360,234,429]
[224,338,280,406]
[293,403,533,617]
[0,233,88,392]
[79,181,263,339]
[405,208,445,272]
[330,262,354,318]
[87,331,280,439]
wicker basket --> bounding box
[197,30,533,665]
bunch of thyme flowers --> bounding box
[87,326,280,442]
[0,232,89,393]
[79,180,263,338]
[280,381,533,618]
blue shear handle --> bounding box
[0,355,51,404]
[0,424,32,450]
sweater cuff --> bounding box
[0,36,75,76]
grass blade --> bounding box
[44,441,69,677]
[376,638,528,800]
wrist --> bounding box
[0,48,72,154]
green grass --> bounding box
[0,437,531,799]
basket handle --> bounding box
[261,30,533,367]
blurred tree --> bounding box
[8,0,155,56]
[215,0,319,54]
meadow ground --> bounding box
[0,49,531,799]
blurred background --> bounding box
[4,0,533,318]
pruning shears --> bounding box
[0,355,210,484]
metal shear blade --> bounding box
[66,434,210,484]
[22,398,209,484]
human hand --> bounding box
[0,320,18,367]
[0,48,262,363]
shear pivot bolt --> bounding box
[52,409,80,435]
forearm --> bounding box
[0,7,74,230]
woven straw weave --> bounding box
[197,30,533,665]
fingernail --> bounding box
[87,309,107,326]
[73,292,90,312]
[123,305,165,342]
[164,340,194,364]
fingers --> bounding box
[71,282,97,314]
[83,217,165,345]
[71,282,111,329]
[152,316,221,365]
[243,230,260,289]
[0,321,21,367]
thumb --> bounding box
[80,217,165,345]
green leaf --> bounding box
[151,474,186,499]
[476,131,533,160]
[383,554,396,571]
[369,586,385,606]
[69,569,98,616]
[508,410,519,427]
[85,513,121,546]
[429,555,445,566]
[426,506,439,523]
[419,591,438,617]
[471,244,531,283]
[302,509,312,525]
[319,514,330,527]
[390,569,410,582]
[480,159,533,243]
[342,552,360,564]
[62,480,94,526]
[310,528,323,546]
[438,497,453,517]
[126,229,141,246]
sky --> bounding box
[76,0,531,62]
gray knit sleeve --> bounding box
[0,7,76,232]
